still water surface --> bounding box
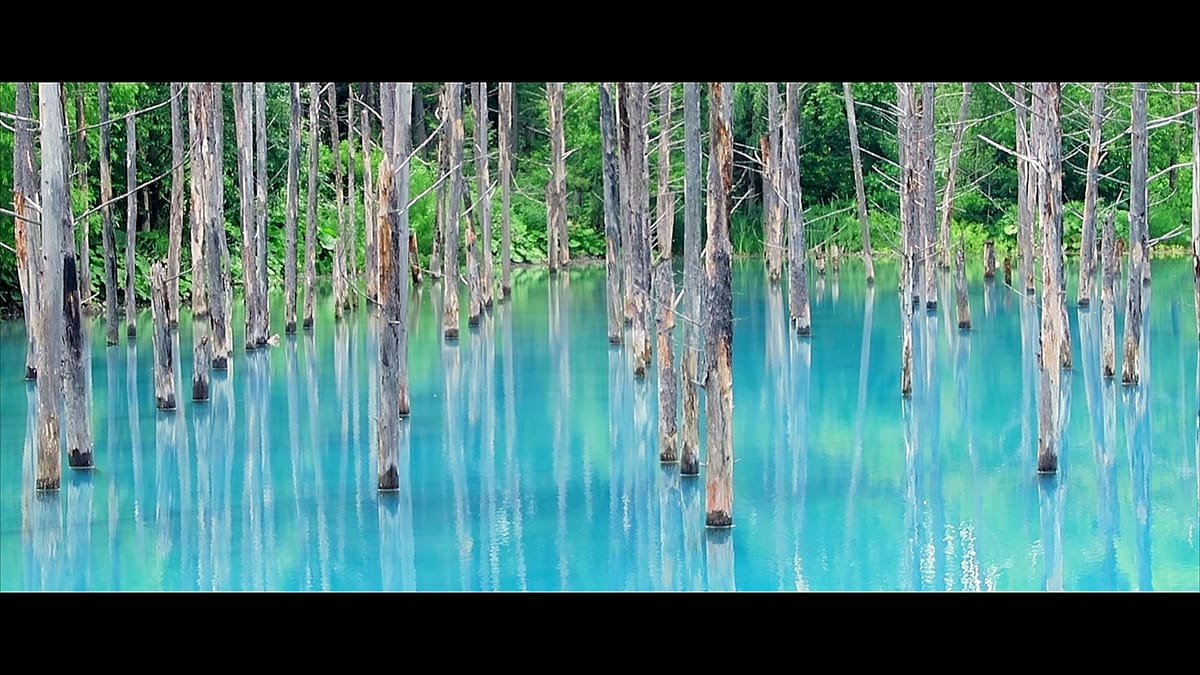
[0,258,1197,591]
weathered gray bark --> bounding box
[785,82,811,336]
[168,82,184,328]
[1122,82,1148,386]
[955,239,970,330]
[36,82,67,490]
[938,82,972,271]
[546,82,564,274]
[1194,82,1199,342]
[1036,81,1065,473]
[430,86,447,280]
[254,81,270,342]
[329,83,347,319]
[984,240,996,278]
[499,82,514,299]
[1102,211,1116,378]
[346,87,358,310]
[621,82,652,376]
[73,85,90,304]
[443,82,464,341]
[473,82,495,310]
[125,114,138,337]
[362,82,377,304]
[285,82,300,334]
[207,84,230,371]
[655,82,677,463]
[897,82,915,398]
[680,81,703,477]
[150,260,175,410]
[704,81,734,528]
[600,82,623,343]
[99,83,120,346]
[842,82,874,285]
[919,82,937,310]
[464,179,483,327]
[304,82,319,331]
[234,82,258,351]
[13,82,40,377]
[189,82,212,401]
[1077,82,1106,307]
[1015,83,1036,295]
[765,83,784,283]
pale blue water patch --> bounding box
[0,258,1196,591]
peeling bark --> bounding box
[35,82,66,491]
[151,260,175,410]
[13,82,40,376]
[765,83,783,283]
[472,81,494,312]
[785,82,810,336]
[655,82,677,463]
[1122,82,1148,386]
[189,82,212,401]
[621,82,652,376]
[600,82,623,343]
[207,84,230,371]
[1036,82,1064,474]
[680,82,703,477]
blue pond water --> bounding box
[0,257,1197,591]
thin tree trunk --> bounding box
[430,85,447,279]
[704,81,734,528]
[36,82,66,491]
[1036,81,1064,473]
[785,82,811,336]
[765,82,783,283]
[150,260,175,409]
[1102,211,1116,377]
[955,238,970,330]
[656,81,676,463]
[680,81,703,477]
[346,86,358,310]
[125,114,138,337]
[285,82,300,334]
[473,81,495,310]
[600,82,623,343]
[553,83,569,267]
[546,82,563,274]
[465,177,483,327]
[254,81,270,341]
[1193,81,1199,342]
[1122,82,1148,386]
[208,84,230,371]
[393,83,412,416]
[329,82,347,319]
[618,83,635,327]
[920,82,937,310]
[361,82,377,304]
[13,82,40,376]
[898,82,915,398]
[938,82,972,271]
[235,82,258,350]
[1078,82,1106,307]
[189,82,212,401]
[304,82,318,331]
[443,81,464,341]
[168,82,184,328]
[499,82,514,299]
[620,82,652,376]
[99,83,119,345]
[842,82,874,285]
[1016,82,1036,295]
[984,240,996,278]
[73,84,91,303]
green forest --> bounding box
[1,82,1196,315]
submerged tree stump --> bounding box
[984,241,996,278]
[1101,211,1117,378]
[1122,83,1149,387]
[680,82,703,477]
[955,241,971,331]
[150,260,176,410]
[599,83,623,344]
[785,83,811,337]
[189,82,213,401]
[443,82,464,342]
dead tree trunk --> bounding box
[622,82,652,377]
[304,82,319,331]
[898,82,915,398]
[73,85,91,303]
[285,82,300,334]
[785,82,811,336]
[919,82,937,310]
[125,114,138,338]
[234,82,258,351]
[499,82,514,299]
[189,82,212,401]
[473,82,495,310]
[1077,82,1106,307]
[655,81,677,463]
[1122,82,1148,386]
[464,179,483,327]
[254,81,270,341]
[35,82,66,491]
[207,84,230,371]
[765,83,783,283]
[938,82,972,271]
[546,82,564,274]
[362,83,378,304]
[1102,211,1116,378]
[600,82,623,343]
[618,83,635,327]
[168,82,184,328]
[1036,81,1065,474]
[1193,81,1199,342]
[150,260,175,409]
[99,83,119,346]
[329,82,347,320]
[443,82,464,341]
[13,82,40,377]
[704,81,734,528]
[1016,83,1036,295]
[393,83,413,416]
[842,82,875,285]
[955,239,971,330]
[345,87,359,310]
[984,240,996,278]
[680,81,703,477]
[553,84,569,268]
[430,85,447,279]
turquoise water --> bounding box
[1,258,1197,591]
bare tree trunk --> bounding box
[984,240,996,278]
[125,114,138,337]
[36,82,66,491]
[329,82,347,320]
[254,81,270,341]
[785,82,811,336]
[842,82,875,285]
[443,82,464,341]
[499,82,514,299]
[1102,211,1116,378]
[1077,82,1106,307]
[150,260,175,409]
[680,81,703,477]
[473,81,495,310]
[621,82,652,377]
[13,82,40,376]
[955,238,971,330]
[208,84,230,371]
[346,86,358,310]
[704,81,734,528]
[1193,81,1199,342]
[234,82,258,350]
[73,85,91,303]
[285,82,300,334]
[361,83,377,304]
[600,82,623,343]
[897,82,915,398]
[430,84,447,278]
[168,82,184,328]
[656,81,677,463]
[304,82,318,331]
[765,82,783,283]
[1016,83,1036,295]
[938,82,972,271]
[99,83,120,346]
[189,82,212,401]
[1036,81,1064,474]
[465,179,483,327]
[546,82,564,274]
[1122,82,1148,386]
[919,82,937,310]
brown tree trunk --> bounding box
[207,84,230,371]
[546,82,564,274]
[1016,83,1036,295]
[621,82,652,376]
[1077,82,1106,307]
[304,82,319,331]
[765,83,784,283]
[1122,82,1148,386]
[36,82,67,491]
[842,82,875,285]
[1102,211,1116,378]
[443,82,464,341]
[984,240,996,278]
[125,114,138,337]
[329,82,347,319]
[955,238,971,330]
[656,81,677,463]
[499,82,514,299]
[13,82,40,376]
[1036,81,1064,473]
[285,82,300,334]
[234,82,258,350]
[704,81,734,528]
[254,81,270,340]
[680,81,703,477]
[189,82,212,400]
[361,82,378,304]
[150,260,175,409]
[473,82,495,310]
[168,82,184,328]
[464,178,483,327]
[785,82,810,336]
[938,83,972,271]
[600,82,623,343]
